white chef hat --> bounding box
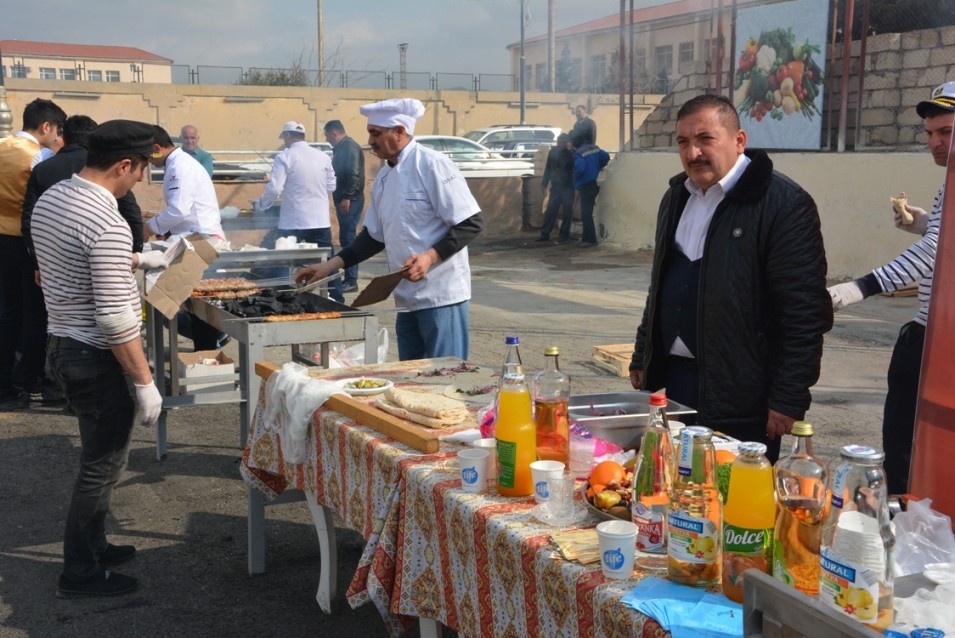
[359,98,426,134]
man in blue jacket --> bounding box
[572,142,610,248]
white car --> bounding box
[464,125,561,149]
[414,135,534,177]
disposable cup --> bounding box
[458,448,490,493]
[545,471,577,523]
[569,437,597,478]
[530,460,565,503]
[471,438,497,481]
[596,520,638,579]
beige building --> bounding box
[0,39,172,85]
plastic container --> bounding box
[495,336,535,497]
[721,441,776,603]
[532,346,570,464]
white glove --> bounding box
[134,381,163,427]
[895,204,929,236]
[135,250,166,271]
[829,281,864,311]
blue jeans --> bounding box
[335,195,364,286]
[47,335,135,581]
[276,227,344,303]
[395,301,469,361]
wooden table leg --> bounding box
[305,496,337,614]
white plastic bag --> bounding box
[892,498,955,577]
[326,327,389,368]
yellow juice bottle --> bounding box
[495,336,535,497]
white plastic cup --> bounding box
[458,448,490,493]
[471,438,497,481]
[596,520,638,579]
[530,460,565,504]
[545,471,577,522]
[569,437,597,478]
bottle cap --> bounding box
[544,346,559,356]
[738,441,767,457]
[791,421,814,436]
[505,335,519,345]
[839,444,885,463]
[681,425,712,441]
[648,391,667,407]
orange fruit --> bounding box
[715,449,738,465]
[589,460,626,487]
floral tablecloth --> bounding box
[241,357,666,638]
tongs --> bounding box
[293,270,344,294]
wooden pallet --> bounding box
[591,344,633,377]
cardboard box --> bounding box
[144,235,220,320]
[177,350,236,393]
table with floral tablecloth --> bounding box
[241,357,666,638]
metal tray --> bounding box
[569,391,696,450]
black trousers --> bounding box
[882,321,924,495]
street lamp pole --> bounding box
[519,0,527,124]
[398,43,408,90]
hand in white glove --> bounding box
[895,203,929,236]
[828,281,864,311]
[134,250,166,271]
[134,381,163,427]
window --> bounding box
[39,67,56,80]
[59,68,77,80]
[535,62,547,91]
[87,70,102,82]
[589,54,607,91]
[679,42,695,68]
[105,70,120,82]
[654,45,673,93]
[11,63,28,78]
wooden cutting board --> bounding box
[255,361,442,453]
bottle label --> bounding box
[633,501,666,552]
[819,547,881,623]
[677,432,694,476]
[722,524,771,555]
[831,462,850,509]
[668,509,719,564]
[496,439,516,488]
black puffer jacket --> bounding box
[631,149,833,441]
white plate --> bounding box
[335,377,393,396]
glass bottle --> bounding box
[819,445,895,632]
[632,392,673,569]
[721,441,776,603]
[532,346,570,464]
[667,426,721,587]
[495,336,535,497]
[772,421,828,597]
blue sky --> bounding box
[2,0,630,74]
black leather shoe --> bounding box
[534,235,550,242]
[575,241,598,248]
[56,568,138,599]
[99,544,136,567]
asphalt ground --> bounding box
[0,235,914,637]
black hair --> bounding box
[324,120,345,133]
[62,115,98,147]
[22,98,66,131]
[152,125,174,148]
[85,151,150,172]
[677,94,741,132]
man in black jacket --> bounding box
[324,119,365,293]
[537,134,575,243]
[629,94,832,460]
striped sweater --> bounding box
[857,185,942,327]
[31,174,141,349]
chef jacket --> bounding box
[364,139,480,311]
[147,147,223,237]
[257,141,336,230]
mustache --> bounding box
[687,159,709,167]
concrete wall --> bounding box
[597,150,942,280]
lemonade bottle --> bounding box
[667,426,721,587]
[632,392,673,565]
[773,421,828,596]
[721,442,775,603]
[532,346,570,464]
[495,336,536,497]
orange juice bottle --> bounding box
[495,336,535,497]
[721,442,776,603]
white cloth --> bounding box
[829,281,864,311]
[360,98,426,134]
[364,139,480,311]
[148,148,223,237]
[257,141,336,230]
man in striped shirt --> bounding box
[31,120,165,599]
[828,81,955,494]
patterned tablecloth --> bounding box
[241,357,667,638]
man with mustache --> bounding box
[628,94,832,461]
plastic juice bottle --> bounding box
[773,421,828,596]
[632,392,673,562]
[667,426,721,587]
[819,445,895,631]
[721,441,776,603]
[495,336,535,497]
[532,346,570,464]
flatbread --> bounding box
[890,193,913,225]
[375,396,460,429]
[384,386,467,421]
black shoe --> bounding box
[18,389,66,409]
[575,241,598,248]
[534,235,550,242]
[216,335,232,348]
[57,568,138,599]
[99,544,136,568]
[556,237,571,244]
[341,282,359,293]
[0,389,19,409]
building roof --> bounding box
[509,0,744,48]
[0,39,172,64]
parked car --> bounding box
[414,135,534,176]
[464,125,561,149]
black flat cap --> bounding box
[88,119,155,155]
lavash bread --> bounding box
[375,386,468,428]
[890,192,913,224]
[375,397,457,429]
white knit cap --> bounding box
[359,98,426,134]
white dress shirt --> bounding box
[257,141,336,230]
[147,147,223,237]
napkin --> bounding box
[620,577,743,638]
[264,362,346,463]
[439,428,482,444]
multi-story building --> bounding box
[0,39,172,84]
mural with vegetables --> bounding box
[733,0,828,149]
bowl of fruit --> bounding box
[584,459,635,522]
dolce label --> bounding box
[723,524,772,555]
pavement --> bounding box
[0,234,914,637]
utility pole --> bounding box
[520,0,527,124]
[548,0,555,92]
[317,0,324,86]
[398,43,408,90]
